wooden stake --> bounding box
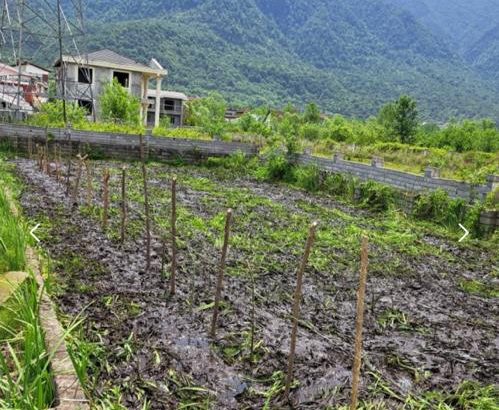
[44,127,49,174]
[350,235,369,410]
[28,132,32,159]
[140,134,151,270]
[210,209,233,338]
[72,155,84,204]
[284,221,318,399]
[55,145,61,182]
[65,127,72,196]
[85,160,93,206]
[170,176,177,295]
[36,144,42,171]
[102,168,110,231]
[120,166,127,244]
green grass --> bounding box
[0,172,26,275]
[0,279,56,409]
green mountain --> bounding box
[385,0,499,82]
[35,0,499,120]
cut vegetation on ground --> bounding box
[6,153,496,409]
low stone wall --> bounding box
[295,151,497,202]
[295,152,498,229]
[0,123,258,162]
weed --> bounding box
[358,180,395,212]
[459,279,499,298]
[377,308,411,331]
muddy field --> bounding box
[14,158,498,409]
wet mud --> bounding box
[14,159,498,409]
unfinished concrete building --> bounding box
[54,49,167,126]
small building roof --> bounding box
[17,60,50,73]
[55,49,167,76]
[147,90,188,100]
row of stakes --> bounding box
[33,142,370,409]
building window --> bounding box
[113,71,130,88]
[78,67,93,84]
[163,99,175,111]
[77,99,93,115]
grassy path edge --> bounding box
[4,186,89,410]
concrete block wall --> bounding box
[295,152,493,202]
[0,123,257,162]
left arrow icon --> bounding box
[30,224,41,243]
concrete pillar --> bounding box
[425,166,440,178]
[487,175,499,206]
[333,152,343,163]
[154,76,162,128]
[141,75,150,127]
[487,175,499,190]
[371,156,384,168]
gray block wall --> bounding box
[0,123,257,162]
[295,153,494,202]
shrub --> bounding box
[300,123,321,141]
[323,173,356,199]
[358,180,395,212]
[206,151,258,172]
[100,78,141,125]
[258,152,294,182]
[29,101,87,128]
[153,127,210,140]
[294,165,321,192]
[413,189,466,227]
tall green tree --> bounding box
[303,102,321,123]
[394,95,419,144]
[379,96,419,144]
[100,78,141,125]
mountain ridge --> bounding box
[42,0,499,121]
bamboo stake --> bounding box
[102,168,110,231]
[120,166,127,244]
[350,235,369,410]
[170,176,177,294]
[140,134,151,270]
[284,221,318,399]
[210,209,233,338]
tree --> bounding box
[100,78,141,125]
[393,95,418,144]
[186,92,227,138]
[303,102,321,123]
[378,96,418,144]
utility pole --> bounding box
[15,0,24,120]
[57,0,67,125]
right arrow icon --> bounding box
[458,224,469,242]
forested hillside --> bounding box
[386,0,499,82]
[45,0,499,120]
